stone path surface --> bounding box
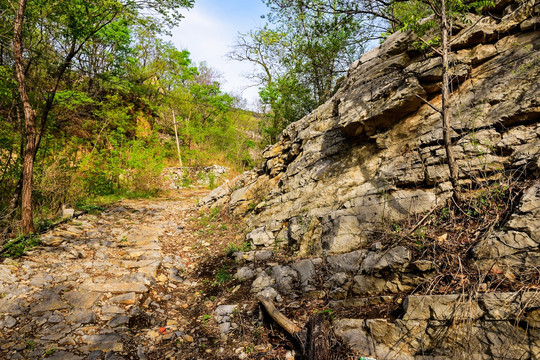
[0,190,218,360]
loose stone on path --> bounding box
[0,197,196,360]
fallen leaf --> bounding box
[504,270,516,282]
[436,233,448,243]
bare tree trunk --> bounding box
[186,108,192,165]
[304,313,332,360]
[440,0,460,197]
[172,109,183,168]
[8,107,24,217]
[13,0,36,234]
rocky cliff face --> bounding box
[202,2,540,358]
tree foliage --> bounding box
[230,0,373,143]
[0,0,260,236]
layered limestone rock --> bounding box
[335,291,540,359]
[474,179,540,280]
[202,4,540,259]
[201,2,539,358]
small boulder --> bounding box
[360,246,411,274]
[246,227,274,247]
[326,250,365,273]
[271,265,298,293]
[292,259,316,291]
[235,267,255,281]
[251,272,275,293]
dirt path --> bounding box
[0,189,289,360]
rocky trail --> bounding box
[0,190,287,360]
[2,3,540,359]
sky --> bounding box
[169,0,269,109]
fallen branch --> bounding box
[258,295,356,360]
[257,295,302,335]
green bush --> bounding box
[2,234,41,258]
[78,136,164,197]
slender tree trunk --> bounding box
[172,109,183,168]
[186,108,192,166]
[8,106,24,216]
[440,0,460,197]
[13,0,36,234]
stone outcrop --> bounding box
[163,165,228,189]
[335,291,540,359]
[202,12,540,257]
[474,180,540,281]
[201,2,540,358]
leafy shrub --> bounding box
[2,234,41,258]
[226,241,252,257]
[214,266,232,284]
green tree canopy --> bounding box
[230,0,373,143]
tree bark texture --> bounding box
[304,313,332,360]
[13,0,36,234]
